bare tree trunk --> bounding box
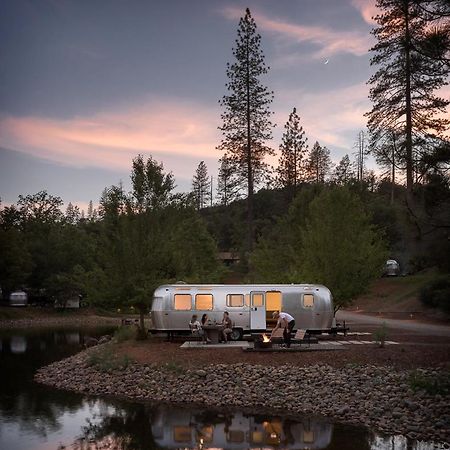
[404,0,414,193]
[246,35,253,252]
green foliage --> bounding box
[367,0,449,190]
[251,186,388,309]
[300,186,388,309]
[409,370,450,396]
[114,326,137,343]
[163,360,186,375]
[419,275,450,314]
[277,107,309,194]
[192,161,211,209]
[86,346,133,373]
[373,322,388,348]
[218,8,274,188]
[250,184,322,282]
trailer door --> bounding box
[250,292,266,330]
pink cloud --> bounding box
[351,0,379,25]
[220,6,373,58]
[0,98,222,177]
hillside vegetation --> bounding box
[348,270,447,319]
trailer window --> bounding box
[195,294,213,310]
[252,293,264,307]
[174,294,192,310]
[303,294,314,307]
[266,291,282,311]
[227,294,244,307]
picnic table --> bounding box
[202,324,224,344]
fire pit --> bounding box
[254,333,272,349]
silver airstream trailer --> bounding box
[150,283,334,340]
[9,291,28,307]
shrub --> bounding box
[373,322,388,347]
[409,370,450,396]
[163,360,186,375]
[419,276,450,314]
[87,346,133,372]
[114,326,137,343]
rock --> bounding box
[83,337,98,348]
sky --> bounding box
[0,0,380,211]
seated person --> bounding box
[201,313,212,341]
[220,311,233,343]
[189,314,210,343]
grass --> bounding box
[409,370,450,396]
[351,269,440,313]
[86,346,133,372]
[163,360,186,375]
[114,326,137,343]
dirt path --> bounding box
[337,310,450,337]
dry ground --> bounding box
[116,323,450,371]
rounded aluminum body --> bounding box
[150,283,334,333]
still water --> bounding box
[0,327,445,450]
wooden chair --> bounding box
[293,329,311,347]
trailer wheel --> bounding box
[230,328,243,341]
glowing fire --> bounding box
[262,333,270,343]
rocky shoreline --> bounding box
[35,344,450,445]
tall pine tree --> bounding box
[305,142,332,183]
[276,107,309,198]
[367,0,449,192]
[192,161,211,209]
[218,8,274,251]
[216,156,241,206]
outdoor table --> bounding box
[202,324,224,344]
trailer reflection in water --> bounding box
[152,406,332,450]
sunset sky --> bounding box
[0,0,380,210]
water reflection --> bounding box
[0,328,447,450]
[151,406,333,449]
[0,327,115,448]
[10,335,27,353]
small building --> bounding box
[217,252,240,266]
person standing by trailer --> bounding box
[271,311,295,348]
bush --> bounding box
[419,276,450,314]
[87,346,133,372]
[373,322,388,347]
[114,326,137,343]
[409,370,450,396]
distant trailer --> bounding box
[384,259,400,277]
[9,291,28,307]
[149,283,334,341]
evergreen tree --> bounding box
[65,202,81,225]
[216,156,241,206]
[131,154,175,213]
[367,0,449,192]
[192,161,211,209]
[218,7,274,251]
[333,155,355,185]
[276,107,309,197]
[305,141,332,183]
[301,187,388,311]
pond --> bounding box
[0,327,445,450]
